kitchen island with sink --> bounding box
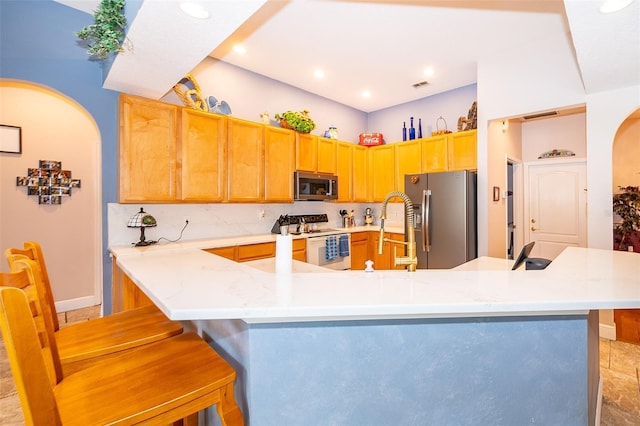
[111,243,640,426]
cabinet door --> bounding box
[119,94,177,202]
[395,140,422,193]
[336,141,353,202]
[227,118,264,202]
[292,238,307,262]
[352,145,368,202]
[369,145,395,202]
[350,232,369,270]
[178,109,226,202]
[448,130,477,171]
[389,233,407,270]
[295,133,317,172]
[421,134,448,173]
[264,126,295,202]
[369,231,392,270]
[317,137,337,174]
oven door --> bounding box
[306,234,351,270]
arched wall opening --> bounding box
[0,79,102,311]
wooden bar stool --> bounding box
[5,241,183,374]
[0,260,243,425]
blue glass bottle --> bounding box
[418,118,422,139]
[402,122,407,141]
[409,117,416,140]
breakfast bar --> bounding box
[111,244,640,426]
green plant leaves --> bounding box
[76,0,126,60]
[275,110,316,134]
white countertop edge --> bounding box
[115,244,640,324]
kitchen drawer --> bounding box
[237,242,276,262]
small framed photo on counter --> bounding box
[0,124,22,154]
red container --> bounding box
[359,133,383,146]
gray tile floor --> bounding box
[1,326,639,425]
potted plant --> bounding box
[76,0,127,60]
[275,110,316,134]
[613,185,640,250]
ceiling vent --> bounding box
[522,111,559,120]
[412,80,430,88]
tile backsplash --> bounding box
[108,202,405,247]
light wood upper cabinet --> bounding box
[227,117,264,202]
[369,144,395,202]
[420,134,448,173]
[447,130,477,171]
[352,144,368,202]
[296,134,336,174]
[295,133,318,172]
[394,139,422,193]
[178,109,226,202]
[317,137,337,174]
[336,141,353,202]
[119,94,178,202]
[264,126,295,202]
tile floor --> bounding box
[1,310,639,425]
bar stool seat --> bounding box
[0,262,243,425]
[5,241,183,372]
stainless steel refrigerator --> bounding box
[404,170,477,269]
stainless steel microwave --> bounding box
[294,172,338,201]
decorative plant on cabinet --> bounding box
[76,0,127,60]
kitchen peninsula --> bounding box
[111,241,640,426]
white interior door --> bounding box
[525,159,587,260]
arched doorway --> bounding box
[0,79,102,312]
[612,107,640,344]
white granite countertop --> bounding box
[112,236,640,323]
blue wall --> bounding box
[0,0,118,312]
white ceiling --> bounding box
[56,0,639,113]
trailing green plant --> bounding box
[275,110,316,134]
[613,185,640,250]
[76,0,127,60]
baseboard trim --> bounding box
[599,323,616,340]
[55,295,101,313]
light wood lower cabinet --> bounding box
[367,232,405,270]
[350,232,369,270]
[203,240,305,263]
[293,238,306,262]
[112,259,153,313]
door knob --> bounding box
[531,226,538,231]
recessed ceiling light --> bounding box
[600,0,634,13]
[179,2,210,19]
[313,69,325,79]
[362,90,371,98]
[423,67,435,77]
[233,45,246,55]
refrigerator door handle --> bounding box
[423,189,431,252]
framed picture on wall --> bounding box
[0,124,22,154]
